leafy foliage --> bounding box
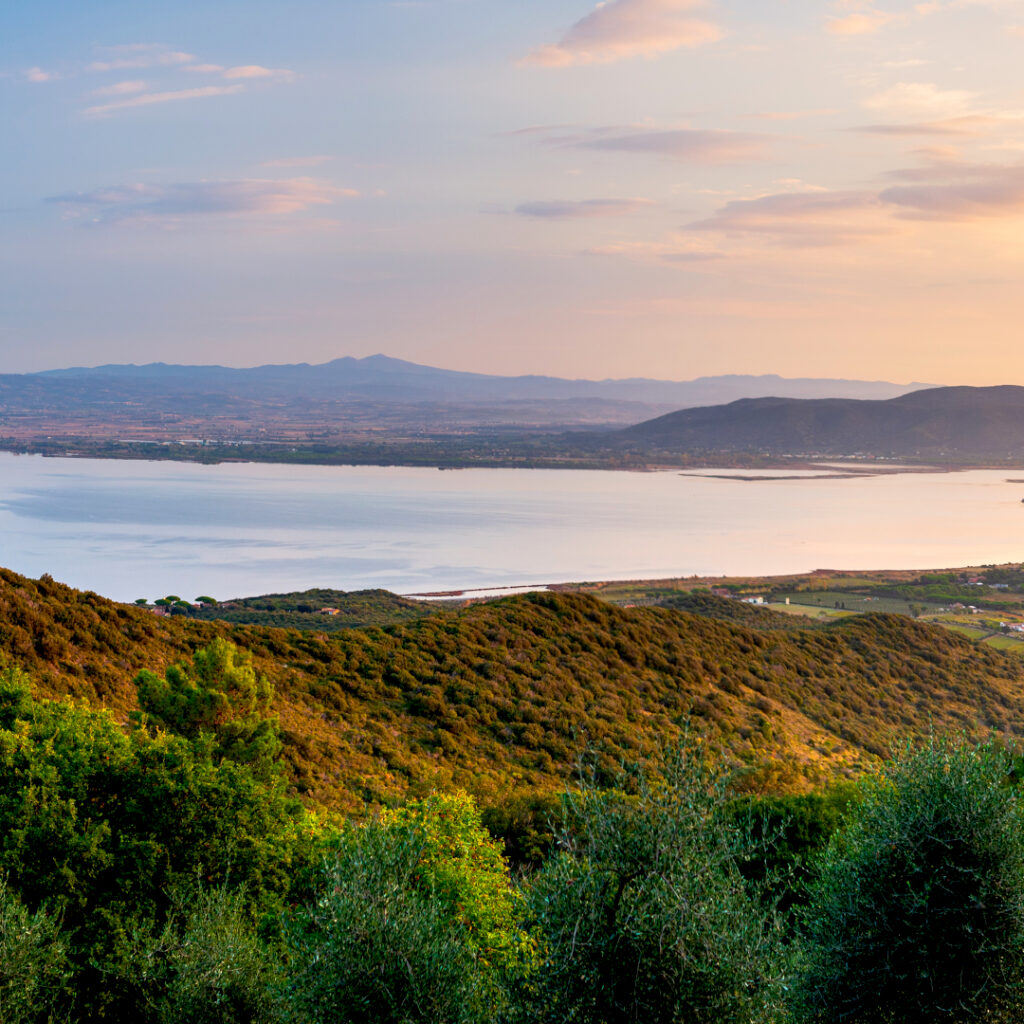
[517,740,785,1024]
[797,737,1024,1023]
[285,794,521,1024]
[0,683,311,1019]
[125,884,285,1024]
[383,793,530,974]
[731,786,860,919]
[134,636,282,771]
[186,587,436,632]
[0,877,70,1024]
[4,566,1024,810]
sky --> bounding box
[4,0,1024,384]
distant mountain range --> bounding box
[0,355,929,436]
[615,385,1024,459]
[5,355,1019,464]
[27,354,926,406]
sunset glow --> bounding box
[5,1,1024,383]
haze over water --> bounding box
[1,453,1022,603]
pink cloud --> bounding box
[84,85,245,118]
[90,80,148,98]
[538,125,770,164]
[222,65,294,80]
[513,198,655,218]
[880,166,1024,219]
[24,67,58,83]
[827,9,900,34]
[687,190,891,246]
[855,115,999,136]
[48,178,359,226]
[522,0,722,67]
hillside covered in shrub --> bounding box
[1,567,1023,809]
[182,587,436,632]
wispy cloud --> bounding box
[222,65,294,80]
[536,125,770,163]
[686,154,1024,248]
[47,178,358,225]
[828,8,901,34]
[24,67,58,83]
[84,85,245,118]
[854,115,1000,135]
[687,190,891,246]
[79,45,295,117]
[521,0,722,67]
[880,163,1024,219]
[513,198,655,218]
[90,80,148,98]
[87,44,196,72]
[864,81,977,118]
[828,1,1022,36]
[182,63,295,80]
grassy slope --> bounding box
[2,568,1023,811]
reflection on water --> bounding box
[0,453,1021,602]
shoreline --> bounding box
[0,441,1010,475]
[400,561,1024,605]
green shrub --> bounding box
[134,637,282,773]
[797,736,1024,1023]
[0,877,70,1024]
[731,785,860,922]
[125,884,284,1024]
[284,792,521,1024]
[516,740,785,1024]
[0,686,311,1019]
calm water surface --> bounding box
[1,452,1022,602]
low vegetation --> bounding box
[166,588,436,632]
[797,736,1024,1023]
[3,562,1024,1018]
[6,568,1024,814]
[1,642,1023,1022]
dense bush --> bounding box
[284,792,522,1024]
[5,564,1024,809]
[126,884,284,1024]
[731,786,860,919]
[516,741,785,1024]
[797,736,1024,1023]
[0,661,312,1019]
[0,877,70,1024]
[134,635,283,773]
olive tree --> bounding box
[797,736,1024,1024]
[516,740,785,1024]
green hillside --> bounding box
[182,587,436,632]
[2,567,1023,811]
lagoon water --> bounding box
[1,451,1023,603]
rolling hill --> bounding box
[2,566,1023,812]
[615,385,1024,459]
